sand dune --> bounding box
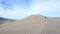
[0,14,60,34]
[41,17,60,34]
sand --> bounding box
[0,14,60,34]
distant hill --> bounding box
[0,17,10,20]
[0,17,15,25]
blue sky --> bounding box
[0,0,60,19]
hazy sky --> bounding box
[0,0,60,19]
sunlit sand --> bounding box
[0,14,60,34]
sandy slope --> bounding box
[0,14,60,34]
[41,17,60,34]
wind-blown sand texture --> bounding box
[0,14,60,34]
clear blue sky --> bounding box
[0,0,60,19]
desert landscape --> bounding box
[0,14,60,34]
